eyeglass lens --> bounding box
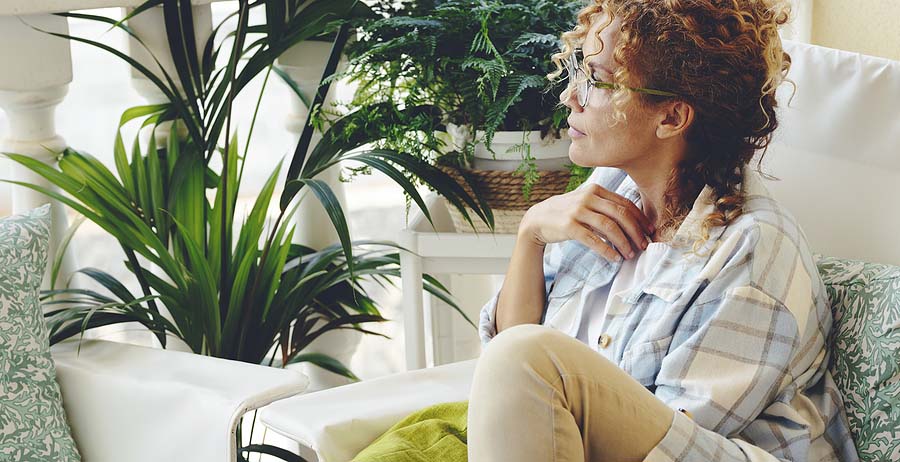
[566,53,590,107]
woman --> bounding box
[468,1,860,461]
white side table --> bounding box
[399,193,517,370]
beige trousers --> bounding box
[467,324,675,462]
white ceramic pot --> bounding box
[471,130,571,171]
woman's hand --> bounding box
[518,183,655,261]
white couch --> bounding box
[50,39,900,462]
[51,339,309,462]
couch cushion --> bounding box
[351,400,468,462]
[0,205,80,461]
[816,255,900,462]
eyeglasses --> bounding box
[564,49,678,108]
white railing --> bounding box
[0,1,347,287]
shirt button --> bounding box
[598,333,612,349]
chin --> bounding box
[567,144,593,168]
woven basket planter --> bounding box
[437,164,571,234]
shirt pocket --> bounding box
[620,335,674,387]
[542,274,586,331]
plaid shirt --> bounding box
[479,166,859,462]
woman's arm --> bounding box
[494,233,549,333]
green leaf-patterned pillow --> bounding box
[0,205,81,461]
[816,255,900,462]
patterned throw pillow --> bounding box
[816,255,900,462]
[0,205,81,461]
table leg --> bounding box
[400,248,426,371]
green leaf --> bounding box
[77,267,138,304]
[170,215,221,354]
[285,352,359,381]
[168,152,207,257]
[340,150,433,229]
[273,65,311,108]
[265,0,286,42]
[344,150,494,231]
[50,215,85,291]
[110,0,164,30]
[283,178,354,279]
[146,130,167,242]
[114,132,135,200]
[424,273,475,328]
[119,103,170,129]
[221,244,257,351]
[131,136,153,228]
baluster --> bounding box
[123,5,213,350]
[277,40,350,250]
[277,41,359,390]
[126,4,213,146]
[0,13,76,289]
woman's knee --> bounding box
[481,323,570,367]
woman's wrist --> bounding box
[517,214,546,249]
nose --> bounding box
[560,85,582,112]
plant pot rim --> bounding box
[471,130,571,161]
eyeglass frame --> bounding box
[564,48,678,108]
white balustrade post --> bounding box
[277,41,362,388]
[122,5,212,350]
[125,4,213,146]
[0,13,76,289]
[277,40,350,250]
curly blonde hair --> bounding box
[550,0,794,248]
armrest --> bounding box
[259,358,477,462]
[50,339,309,462]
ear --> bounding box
[655,100,694,139]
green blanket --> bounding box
[351,401,469,462]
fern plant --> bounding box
[339,0,589,196]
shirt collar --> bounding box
[596,165,767,303]
[615,165,768,250]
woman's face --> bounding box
[563,13,662,170]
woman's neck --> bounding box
[628,169,701,243]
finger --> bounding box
[578,212,638,258]
[572,223,622,262]
[586,184,654,234]
[585,197,649,253]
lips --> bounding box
[567,120,587,139]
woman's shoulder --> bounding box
[711,170,824,312]
[727,168,809,256]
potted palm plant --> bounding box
[4,0,492,458]
[340,0,592,233]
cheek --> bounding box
[582,100,616,135]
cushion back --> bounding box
[760,40,900,266]
[760,40,900,461]
[0,205,81,460]
[816,256,900,462]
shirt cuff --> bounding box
[644,409,698,462]
[478,291,501,346]
[644,407,778,462]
